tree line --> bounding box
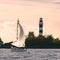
[0,38,13,48]
[25,32,60,48]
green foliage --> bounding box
[25,33,60,48]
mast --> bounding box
[16,19,20,47]
[16,19,19,40]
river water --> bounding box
[0,49,60,60]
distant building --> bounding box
[39,17,43,36]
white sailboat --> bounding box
[11,19,26,52]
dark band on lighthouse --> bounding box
[39,17,43,36]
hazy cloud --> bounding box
[24,0,54,3]
[0,0,55,4]
[53,2,60,4]
[52,0,60,4]
[23,0,60,4]
[0,0,60,6]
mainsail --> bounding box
[17,19,24,41]
[12,19,25,47]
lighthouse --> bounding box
[39,17,43,36]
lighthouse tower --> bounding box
[39,17,43,36]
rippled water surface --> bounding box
[0,49,60,60]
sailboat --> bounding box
[11,19,27,52]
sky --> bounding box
[0,0,60,43]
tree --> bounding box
[0,38,3,48]
[2,41,13,48]
[25,33,60,48]
[25,32,36,48]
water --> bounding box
[0,49,60,60]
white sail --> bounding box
[18,23,24,40]
[12,19,25,47]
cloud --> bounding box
[0,20,16,29]
[0,0,21,5]
[0,0,60,4]
[24,0,54,3]
[53,2,60,4]
[52,0,60,4]
[0,0,55,4]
